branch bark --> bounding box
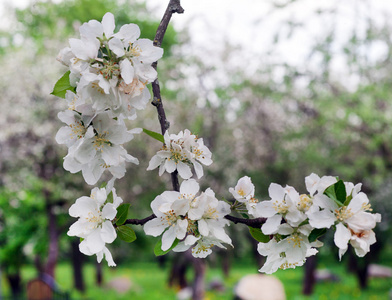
[150,0,184,193]
[124,214,266,228]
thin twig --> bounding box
[150,0,184,193]
[224,215,266,228]
[123,214,156,226]
[124,213,266,228]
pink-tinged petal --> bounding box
[334,223,351,260]
[144,218,167,237]
[100,221,116,243]
[120,59,134,84]
[108,38,125,57]
[177,162,192,179]
[268,183,285,200]
[102,12,115,37]
[147,155,164,171]
[180,179,199,197]
[192,160,204,179]
[115,23,140,43]
[261,214,282,235]
[161,226,177,251]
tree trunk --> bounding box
[302,255,318,295]
[96,260,103,287]
[7,272,22,299]
[192,258,206,300]
[44,195,59,279]
[71,239,85,292]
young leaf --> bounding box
[308,228,327,243]
[51,71,75,98]
[154,238,179,256]
[115,203,130,226]
[116,225,136,243]
[249,227,270,243]
[143,128,164,143]
[107,191,114,204]
[324,180,346,206]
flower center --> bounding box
[335,206,354,221]
[69,120,86,139]
[164,210,178,227]
[91,82,105,94]
[99,60,120,80]
[128,43,142,57]
[298,194,312,212]
[273,200,289,214]
[287,233,303,248]
[93,132,110,151]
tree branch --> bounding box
[224,215,266,228]
[124,214,266,228]
[123,214,156,226]
[150,0,184,192]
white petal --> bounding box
[261,215,282,235]
[268,183,285,200]
[120,59,134,84]
[161,226,177,251]
[108,38,125,57]
[102,12,115,37]
[177,162,192,179]
[144,218,167,237]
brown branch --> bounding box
[123,214,156,226]
[124,213,266,228]
[224,215,266,228]
[150,0,184,192]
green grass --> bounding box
[1,260,391,299]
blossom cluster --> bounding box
[67,183,122,266]
[147,129,213,179]
[54,13,381,271]
[56,12,163,185]
[143,179,232,258]
[56,13,163,265]
[229,174,381,274]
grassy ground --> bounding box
[1,259,391,299]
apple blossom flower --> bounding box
[67,186,123,265]
[147,129,213,179]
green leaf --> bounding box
[115,203,130,226]
[324,180,346,206]
[308,228,327,243]
[100,182,107,189]
[143,128,164,143]
[154,238,179,256]
[106,191,113,204]
[116,225,136,243]
[241,213,250,219]
[249,227,270,243]
[51,71,75,98]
